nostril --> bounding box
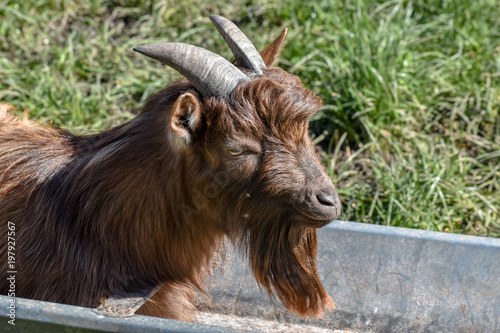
[316,191,337,207]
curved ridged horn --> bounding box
[133,43,248,97]
[210,15,266,74]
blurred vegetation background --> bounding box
[1,0,499,236]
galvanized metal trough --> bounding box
[2,221,500,332]
[0,294,249,333]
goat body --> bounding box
[0,16,340,320]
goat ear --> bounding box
[170,92,202,145]
[260,28,288,66]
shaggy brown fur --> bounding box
[0,32,340,321]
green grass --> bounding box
[1,0,499,237]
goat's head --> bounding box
[135,15,340,316]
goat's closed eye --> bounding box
[228,147,246,156]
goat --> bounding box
[0,15,341,321]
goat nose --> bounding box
[314,188,341,221]
[316,190,338,207]
[295,185,341,225]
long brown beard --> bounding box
[246,224,334,317]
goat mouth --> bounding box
[293,208,336,228]
[292,195,341,227]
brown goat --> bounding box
[0,16,340,321]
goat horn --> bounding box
[210,15,266,74]
[133,43,248,97]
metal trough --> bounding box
[201,221,500,333]
[1,221,499,332]
[0,295,251,332]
